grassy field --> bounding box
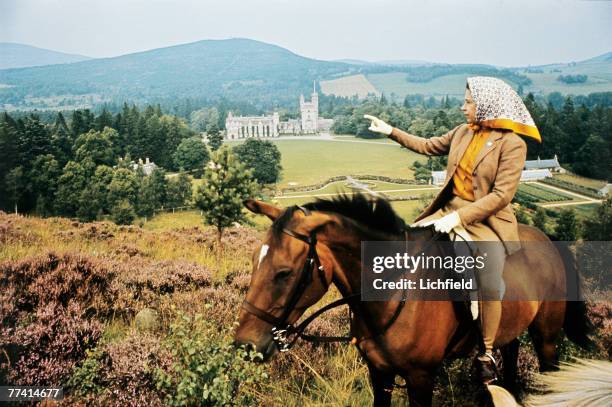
[321,59,612,100]
[319,74,379,98]
[367,73,468,99]
[553,173,607,190]
[226,138,426,188]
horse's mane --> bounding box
[271,193,407,238]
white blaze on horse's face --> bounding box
[257,244,270,269]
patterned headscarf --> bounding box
[467,76,541,142]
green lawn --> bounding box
[226,138,426,188]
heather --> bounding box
[0,211,609,406]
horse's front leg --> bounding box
[500,338,520,394]
[367,362,395,407]
[405,368,435,407]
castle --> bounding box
[224,84,333,139]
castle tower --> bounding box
[311,81,318,110]
[300,81,318,133]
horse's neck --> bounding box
[324,224,444,338]
[324,225,409,333]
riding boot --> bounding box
[476,299,502,384]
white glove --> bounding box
[415,211,462,234]
[363,114,393,136]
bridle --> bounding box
[241,205,450,352]
[241,205,356,351]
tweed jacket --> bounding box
[389,123,527,254]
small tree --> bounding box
[173,137,210,176]
[233,139,282,184]
[533,207,549,234]
[166,172,192,208]
[514,205,531,225]
[582,196,612,241]
[206,123,224,151]
[194,147,259,248]
[111,199,136,225]
[554,208,578,241]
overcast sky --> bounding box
[1,0,610,66]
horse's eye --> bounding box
[274,269,292,281]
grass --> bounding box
[142,210,203,231]
[0,214,254,280]
[223,138,426,188]
[272,140,423,188]
[320,74,380,98]
[322,60,612,101]
[553,173,607,190]
[367,73,469,99]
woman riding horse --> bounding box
[364,76,542,384]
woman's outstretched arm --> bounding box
[364,114,460,156]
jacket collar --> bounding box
[473,129,504,170]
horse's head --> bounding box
[234,199,339,360]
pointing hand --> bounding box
[363,114,393,136]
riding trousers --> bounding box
[418,195,506,300]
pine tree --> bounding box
[533,207,549,234]
[554,208,578,241]
[5,166,25,214]
[582,196,612,241]
[194,147,259,247]
[206,123,223,151]
[95,108,114,131]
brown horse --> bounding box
[234,194,592,406]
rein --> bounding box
[241,206,446,352]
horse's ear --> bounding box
[243,199,282,221]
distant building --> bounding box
[133,157,158,176]
[524,155,565,173]
[430,168,552,186]
[224,83,334,139]
[431,171,446,186]
[598,184,612,197]
[520,169,553,181]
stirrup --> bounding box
[476,352,498,385]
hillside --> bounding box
[323,53,612,100]
[1,208,610,405]
[0,42,91,69]
[0,38,356,110]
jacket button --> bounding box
[473,172,477,176]
[474,185,478,190]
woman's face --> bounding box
[461,88,477,124]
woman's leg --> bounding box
[475,241,506,383]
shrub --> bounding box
[111,199,136,225]
[154,311,268,406]
[0,252,117,385]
